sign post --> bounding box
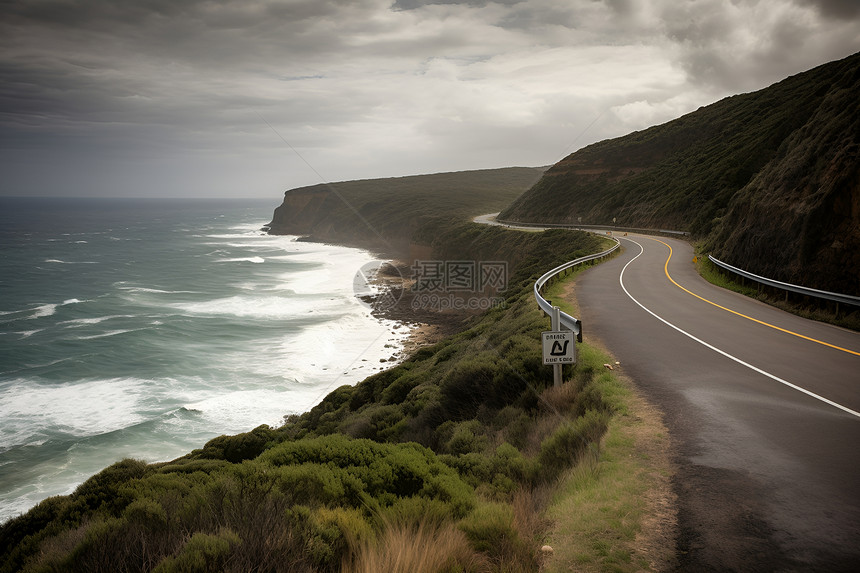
[542,306,576,387]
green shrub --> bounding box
[316,506,374,546]
[0,495,76,573]
[380,372,421,405]
[444,420,489,456]
[72,458,149,515]
[439,356,496,420]
[196,425,276,463]
[537,410,611,481]
[259,435,475,517]
[458,502,517,553]
[498,408,533,449]
[401,383,441,418]
[122,498,168,531]
[491,442,531,484]
[274,463,349,506]
[377,496,455,528]
[439,452,492,487]
[156,458,232,475]
[152,529,240,573]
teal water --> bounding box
[0,197,406,522]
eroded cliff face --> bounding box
[709,69,860,295]
[266,185,422,258]
[265,167,547,259]
[267,182,407,253]
[267,187,332,236]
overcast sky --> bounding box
[1,0,858,199]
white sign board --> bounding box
[542,330,575,364]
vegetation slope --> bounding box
[499,51,860,295]
[1,222,645,572]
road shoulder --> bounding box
[541,275,679,571]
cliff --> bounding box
[266,167,546,257]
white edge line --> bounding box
[619,238,860,419]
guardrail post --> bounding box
[552,306,562,387]
[534,239,619,384]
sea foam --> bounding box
[0,378,150,450]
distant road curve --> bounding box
[473,212,520,228]
[473,212,591,231]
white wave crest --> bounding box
[30,304,58,319]
[71,329,139,340]
[16,329,44,339]
[0,299,85,322]
[116,285,199,294]
[183,389,312,431]
[168,294,340,319]
[216,256,265,264]
[60,315,131,327]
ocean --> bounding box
[0,197,408,522]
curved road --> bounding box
[574,234,860,571]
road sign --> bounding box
[542,330,575,364]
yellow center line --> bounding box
[649,237,860,358]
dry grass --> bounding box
[343,487,557,573]
[522,414,562,457]
[541,380,678,572]
[343,516,490,573]
[539,382,580,416]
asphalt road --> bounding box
[575,234,860,572]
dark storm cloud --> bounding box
[799,0,860,18]
[1,0,858,198]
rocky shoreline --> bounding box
[362,260,477,363]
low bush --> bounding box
[195,424,276,463]
[458,501,540,570]
[537,409,612,482]
[152,529,240,573]
[72,458,150,515]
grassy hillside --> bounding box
[500,52,860,295]
[1,225,638,572]
[266,167,546,257]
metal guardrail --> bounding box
[708,255,860,308]
[534,238,621,339]
[495,218,689,237]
